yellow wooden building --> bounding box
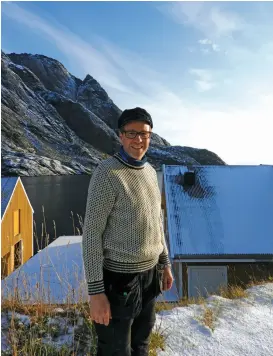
[1,177,34,279]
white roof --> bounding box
[163,165,273,258]
[2,236,87,304]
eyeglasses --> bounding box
[122,130,152,139]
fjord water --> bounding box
[21,175,91,254]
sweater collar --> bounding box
[114,146,148,169]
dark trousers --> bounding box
[94,265,162,356]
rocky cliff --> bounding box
[1,51,225,176]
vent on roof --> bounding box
[175,168,214,199]
[175,171,196,187]
[183,172,195,186]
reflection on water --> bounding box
[21,175,91,254]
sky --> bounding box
[1,1,273,165]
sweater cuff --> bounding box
[159,253,171,267]
[87,280,105,295]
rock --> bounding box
[77,74,122,129]
[1,51,226,176]
[8,52,79,101]
[41,90,120,155]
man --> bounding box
[82,107,173,356]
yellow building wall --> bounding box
[1,180,33,277]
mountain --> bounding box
[1,51,225,176]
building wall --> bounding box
[1,180,33,277]
[159,173,273,299]
[156,170,164,196]
[177,261,273,298]
[226,262,273,286]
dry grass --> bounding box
[155,295,206,314]
[219,285,248,299]
[202,306,214,330]
[198,299,223,332]
[247,275,273,287]
[33,206,84,253]
[1,300,97,356]
[2,278,272,355]
[149,328,166,356]
[155,274,273,315]
[1,299,90,319]
[2,297,165,356]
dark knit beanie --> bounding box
[118,107,153,129]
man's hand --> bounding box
[162,266,174,291]
[89,293,112,326]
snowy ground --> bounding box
[155,283,273,356]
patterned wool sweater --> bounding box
[82,153,171,295]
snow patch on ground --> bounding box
[9,63,25,71]
[155,283,273,356]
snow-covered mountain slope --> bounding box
[1,51,225,176]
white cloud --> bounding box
[189,69,213,84]
[189,69,216,92]
[198,38,220,53]
[1,2,131,94]
[196,80,215,92]
[209,7,245,37]
[212,43,220,52]
[198,39,212,45]
[2,2,273,165]
[158,2,245,39]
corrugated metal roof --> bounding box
[1,177,19,218]
[163,165,273,258]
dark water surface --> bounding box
[21,175,91,254]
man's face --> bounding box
[119,121,152,160]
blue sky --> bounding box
[2,1,273,164]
